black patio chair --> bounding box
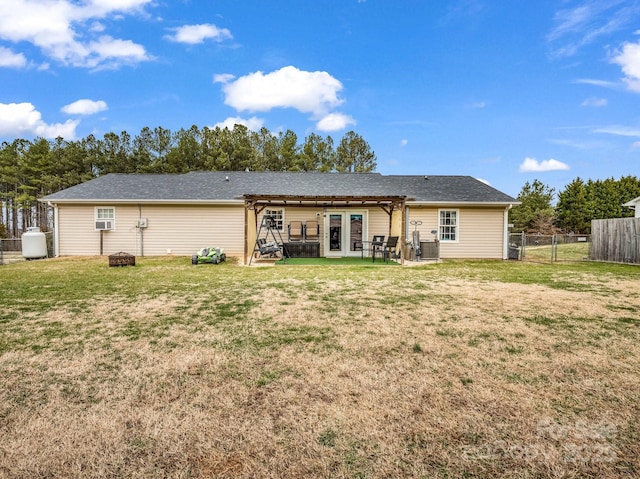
[381,236,399,262]
[371,235,385,262]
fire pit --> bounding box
[108,251,136,267]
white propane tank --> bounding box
[22,227,48,259]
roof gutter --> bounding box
[408,200,521,207]
[39,198,521,207]
[38,198,245,206]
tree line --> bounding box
[509,176,640,235]
[2,122,637,238]
[0,125,376,237]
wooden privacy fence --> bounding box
[590,217,640,264]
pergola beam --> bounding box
[244,194,409,208]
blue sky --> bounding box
[1,0,639,197]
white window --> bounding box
[95,207,115,230]
[264,208,284,231]
[439,209,458,242]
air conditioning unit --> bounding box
[95,220,113,230]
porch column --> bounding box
[245,203,257,265]
[390,204,403,261]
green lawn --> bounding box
[275,256,400,266]
[1,257,638,478]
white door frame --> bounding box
[324,210,367,257]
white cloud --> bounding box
[219,65,355,130]
[594,125,640,137]
[213,73,235,84]
[0,102,78,139]
[548,138,609,150]
[573,78,620,89]
[581,96,607,107]
[221,66,345,116]
[213,116,264,131]
[84,0,151,16]
[547,1,640,58]
[469,101,487,109]
[0,0,152,69]
[315,112,355,132]
[85,35,149,69]
[612,40,640,92]
[0,46,27,68]
[631,141,640,149]
[90,21,106,33]
[519,157,570,173]
[400,139,408,147]
[61,99,108,115]
[165,23,232,44]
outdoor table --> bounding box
[359,240,384,262]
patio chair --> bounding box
[370,235,385,261]
[305,220,319,242]
[382,236,400,262]
[288,221,303,242]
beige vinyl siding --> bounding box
[57,204,139,256]
[136,205,243,256]
[57,203,244,258]
[367,208,390,240]
[408,206,505,259]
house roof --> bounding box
[40,171,518,205]
[622,196,640,208]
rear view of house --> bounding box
[40,171,518,263]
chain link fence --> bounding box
[0,232,54,265]
[0,238,22,265]
[508,233,591,264]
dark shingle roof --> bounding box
[40,171,517,204]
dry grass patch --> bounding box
[0,257,639,478]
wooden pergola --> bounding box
[243,194,409,264]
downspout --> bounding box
[244,201,248,264]
[503,205,512,260]
[404,205,410,242]
[48,201,59,257]
[405,205,410,263]
[400,199,406,264]
[138,204,143,257]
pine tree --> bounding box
[336,131,376,173]
[509,179,555,233]
[556,177,588,233]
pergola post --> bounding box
[390,200,405,263]
[245,201,257,265]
